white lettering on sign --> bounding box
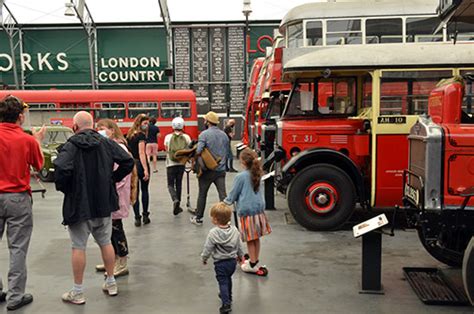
[0,53,13,71]
[0,52,164,82]
[57,53,69,71]
[98,56,163,82]
[100,56,160,70]
[0,52,70,72]
[37,53,54,71]
[22,54,34,71]
[98,70,165,83]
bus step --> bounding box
[403,267,469,306]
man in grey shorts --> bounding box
[0,95,45,311]
[54,111,134,305]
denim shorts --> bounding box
[68,217,112,250]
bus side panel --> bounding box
[374,135,409,207]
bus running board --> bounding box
[403,267,469,306]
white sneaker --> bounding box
[102,280,118,296]
[62,289,86,305]
[190,216,203,226]
[95,264,105,272]
[241,260,258,273]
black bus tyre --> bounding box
[417,227,463,267]
[462,236,474,305]
[287,164,356,231]
[38,167,54,182]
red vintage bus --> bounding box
[0,89,198,150]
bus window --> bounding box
[362,75,372,109]
[288,22,303,48]
[326,19,362,45]
[128,102,158,119]
[305,21,323,46]
[96,103,125,120]
[380,70,452,115]
[366,18,403,44]
[406,17,443,43]
[28,103,56,110]
[160,102,191,118]
[324,79,356,114]
[448,22,474,42]
[284,78,356,117]
[461,70,474,114]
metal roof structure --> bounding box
[1,0,314,25]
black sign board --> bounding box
[377,116,407,124]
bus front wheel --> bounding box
[287,164,356,231]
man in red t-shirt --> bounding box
[0,95,45,311]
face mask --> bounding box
[98,130,108,138]
[141,125,148,131]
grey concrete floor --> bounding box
[1,160,473,313]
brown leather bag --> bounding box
[200,147,221,171]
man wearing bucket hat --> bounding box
[190,111,229,226]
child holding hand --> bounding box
[224,148,272,273]
[201,202,243,314]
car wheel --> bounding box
[38,167,54,182]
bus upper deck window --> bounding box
[448,21,474,42]
[287,23,303,48]
[366,18,402,44]
[406,17,443,42]
[326,19,362,45]
[306,21,322,46]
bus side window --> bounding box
[305,20,322,46]
[128,102,158,119]
[161,102,191,119]
[365,18,402,44]
[97,103,125,120]
[406,17,443,43]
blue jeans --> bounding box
[214,258,237,305]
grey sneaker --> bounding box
[190,216,203,226]
[102,280,118,296]
[62,290,86,305]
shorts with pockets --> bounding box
[68,217,112,250]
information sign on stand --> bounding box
[353,214,389,294]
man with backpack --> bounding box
[165,117,191,215]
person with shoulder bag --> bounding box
[165,117,192,215]
[190,111,229,226]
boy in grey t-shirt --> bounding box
[201,202,243,314]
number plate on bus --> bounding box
[404,184,419,205]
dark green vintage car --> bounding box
[33,125,74,182]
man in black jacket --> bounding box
[54,111,134,304]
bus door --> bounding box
[371,69,453,208]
